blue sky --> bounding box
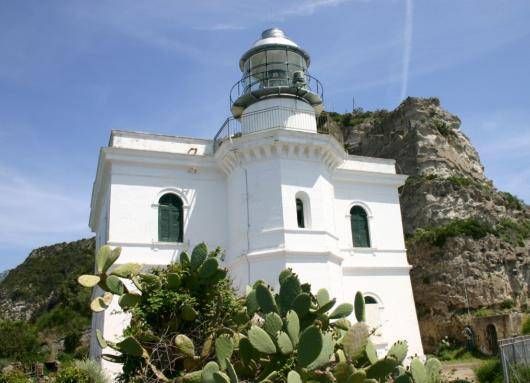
[1,0,529,270]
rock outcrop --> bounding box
[333,97,530,351]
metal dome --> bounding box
[239,28,310,71]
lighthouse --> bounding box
[89,28,424,377]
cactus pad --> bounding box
[248,325,276,354]
[297,325,323,367]
[354,292,365,322]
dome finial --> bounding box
[261,28,285,39]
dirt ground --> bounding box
[441,361,481,382]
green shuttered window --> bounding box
[350,206,370,248]
[158,194,183,243]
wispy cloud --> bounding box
[0,165,90,249]
[400,0,413,101]
[193,23,246,31]
[277,0,356,18]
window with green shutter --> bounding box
[350,206,370,248]
[158,194,183,242]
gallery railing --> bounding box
[229,70,324,107]
[213,106,343,152]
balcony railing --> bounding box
[213,106,343,152]
[230,70,324,107]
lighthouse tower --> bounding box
[89,28,424,376]
[215,27,339,289]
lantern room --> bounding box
[230,28,324,118]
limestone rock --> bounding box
[335,97,530,351]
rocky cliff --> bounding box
[330,97,530,351]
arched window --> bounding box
[364,295,382,337]
[350,206,370,248]
[158,194,183,242]
[296,198,305,228]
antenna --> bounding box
[352,96,355,112]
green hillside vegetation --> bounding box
[0,238,95,364]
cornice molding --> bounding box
[214,129,347,175]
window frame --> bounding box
[296,198,305,228]
[294,192,311,229]
[157,193,184,243]
[349,205,371,248]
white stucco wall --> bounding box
[89,122,424,377]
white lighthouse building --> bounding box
[89,28,424,374]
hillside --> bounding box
[0,238,95,322]
[328,97,530,351]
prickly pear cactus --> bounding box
[79,246,442,383]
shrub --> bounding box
[55,364,90,383]
[447,175,473,188]
[63,331,82,354]
[79,243,443,383]
[0,370,32,383]
[475,359,503,383]
[73,359,108,383]
[0,320,41,363]
[496,218,530,247]
[433,119,454,137]
[522,316,530,335]
[410,218,493,247]
[499,191,523,210]
[500,298,514,310]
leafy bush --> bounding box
[0,370,32,383]
[433,119,454,137]
[55,364,90,383]
[500,298,514,310]
[410,218,494,247]
[495,218,530,247]
[447,175,473,188]
[499,192,523,210]
[474,308,496,318]
[0,321,40,363]
[522,316,530,335]
[73,359,108,383]
[475,359,503,383]
[79,243,443,383]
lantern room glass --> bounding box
[242,48,308,92]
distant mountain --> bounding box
[0,270,8,283]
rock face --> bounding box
[333,97,530,352]
[343,97,485,181]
